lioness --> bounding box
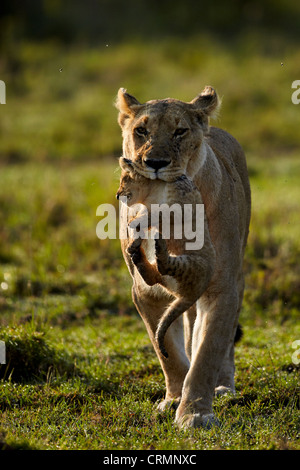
[116,157,216,359]
[116,86,251,428]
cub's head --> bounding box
[116,157,150,206]
[116,86,219,182]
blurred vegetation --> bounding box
[0,0,300,162]
[0,38,300,162]
[1,0,300,44]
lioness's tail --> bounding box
[155,298,193,358]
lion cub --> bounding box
[116,157,216,358]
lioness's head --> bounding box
[116,86,219,182]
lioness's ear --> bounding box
[190,86,220,116]
[115,88,141,128]
[190,86,220,133]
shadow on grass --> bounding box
[0,326,115,400]
[0,438,35,450]
[224,387,300,411]
[0,327,75,383]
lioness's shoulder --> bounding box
[205,127,244,158]
[206,127,246,172]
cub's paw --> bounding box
[128,213,149,233]
[126,238,142,263]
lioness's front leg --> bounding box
[132,284,190,410]
[215,270,245,395]
[175,290,239,428]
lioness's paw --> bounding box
[175,412,219,429]
[156,397,180,412]
[214,385,235,397]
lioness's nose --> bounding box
[145,159,170,170]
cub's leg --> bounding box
[127,238,162,286]
[127,213,163,286]
[175,289,239,429]
[132,283,190,411]
[154,237,182,277]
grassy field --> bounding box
[0,38,299,450]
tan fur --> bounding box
[116,159,216,358]
[116,87,251,428]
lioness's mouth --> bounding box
[121,157,184,182]
[143,167,185,182]
[155,168,185,182]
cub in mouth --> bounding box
[117,156,216,358]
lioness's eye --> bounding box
[174,128,188,137]
[135,127,148,137]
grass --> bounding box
[0,36,299,450]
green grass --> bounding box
[0,36,299,450]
